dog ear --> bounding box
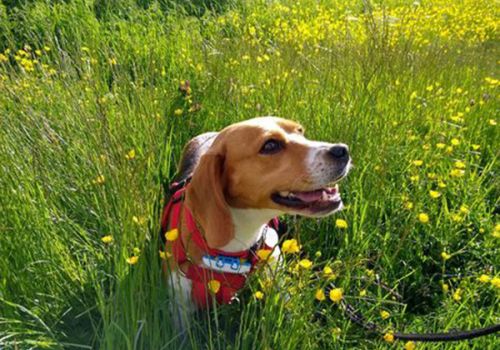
[185,150,234,248]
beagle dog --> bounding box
[161,116,351,316]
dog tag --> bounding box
[202,255,252,274]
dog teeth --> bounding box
[279,191,290,197]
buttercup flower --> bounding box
[126,256,139,265]
[329,288,343,303]
[254,291,264,299]
[165,228,179,241]
[383,332,394,343]
[453,288,462,301]
[298,259,313,269]
[125,149,136,160]
[380,310,390,319]
[404,341,416,350]
[491,277,500,288]
[256,249,273,261]
[429,190,441,199]
[101,235,113,244]
[282,239,300,253]
[335,219,348,229]
[441,251,451,260]
[478,274,491,283]
[323,266,334,277]
[158,250,171,260]
[418,213,429,223]
[315,289,326,301]
[450,169,464,177]
[208,280,221,294]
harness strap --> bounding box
[161,181,279,307]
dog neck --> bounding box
[219,207,280,253]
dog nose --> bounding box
[328,144,349,161]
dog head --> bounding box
[185,117,351,248]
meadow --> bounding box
[0,0,499,348]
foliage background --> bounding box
[0,0,498,348]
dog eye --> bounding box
[260,139,283,155]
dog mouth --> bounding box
[271,184,343,215]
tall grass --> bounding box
[0,0,498,348]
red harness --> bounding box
[161,182,278,308]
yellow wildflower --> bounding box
[436,143,446,149]
[450,169,465,177]
[125,149,136,160]
[315,289,326,301]
[418,213,429,224]
[380,310,390,320]
[359,289,367,297]
[429,190,441,199]
[254,291,264,300]
[282,239,300,254]
[383,332,394,343]
[126,256,139,265]
[174,108,183,116]
[471,144,480,151]
[329,288,343,303]
[455,206,468,216]
[410,175,420,182]
[404,341,416,350]
[441,252,451,260]
[490,277,500,288]
[332,327,341,336]
[298,259,313,269]
[412,160,423,166]
[0,53,7,62]
[256,249,273,261]
[452,288,462,301]
[489,119,497,126]
[335,219,348,229]
[323,266,334,277]
[451,138,460,146]
[93,175,105,185]
[101,235,113,244]
[442,283,449,293]
[404,201,414,210]
[132,216,145,225]
[454,160,466,169]
[158,250,171,260]
[165,228,179,241]
[438,181,447,188]
[478,274,491,283]
[208,280,221,294]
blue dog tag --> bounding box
[202,255,252,274]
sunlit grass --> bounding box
[0,0,498,349]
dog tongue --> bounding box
[294,189,324,202]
